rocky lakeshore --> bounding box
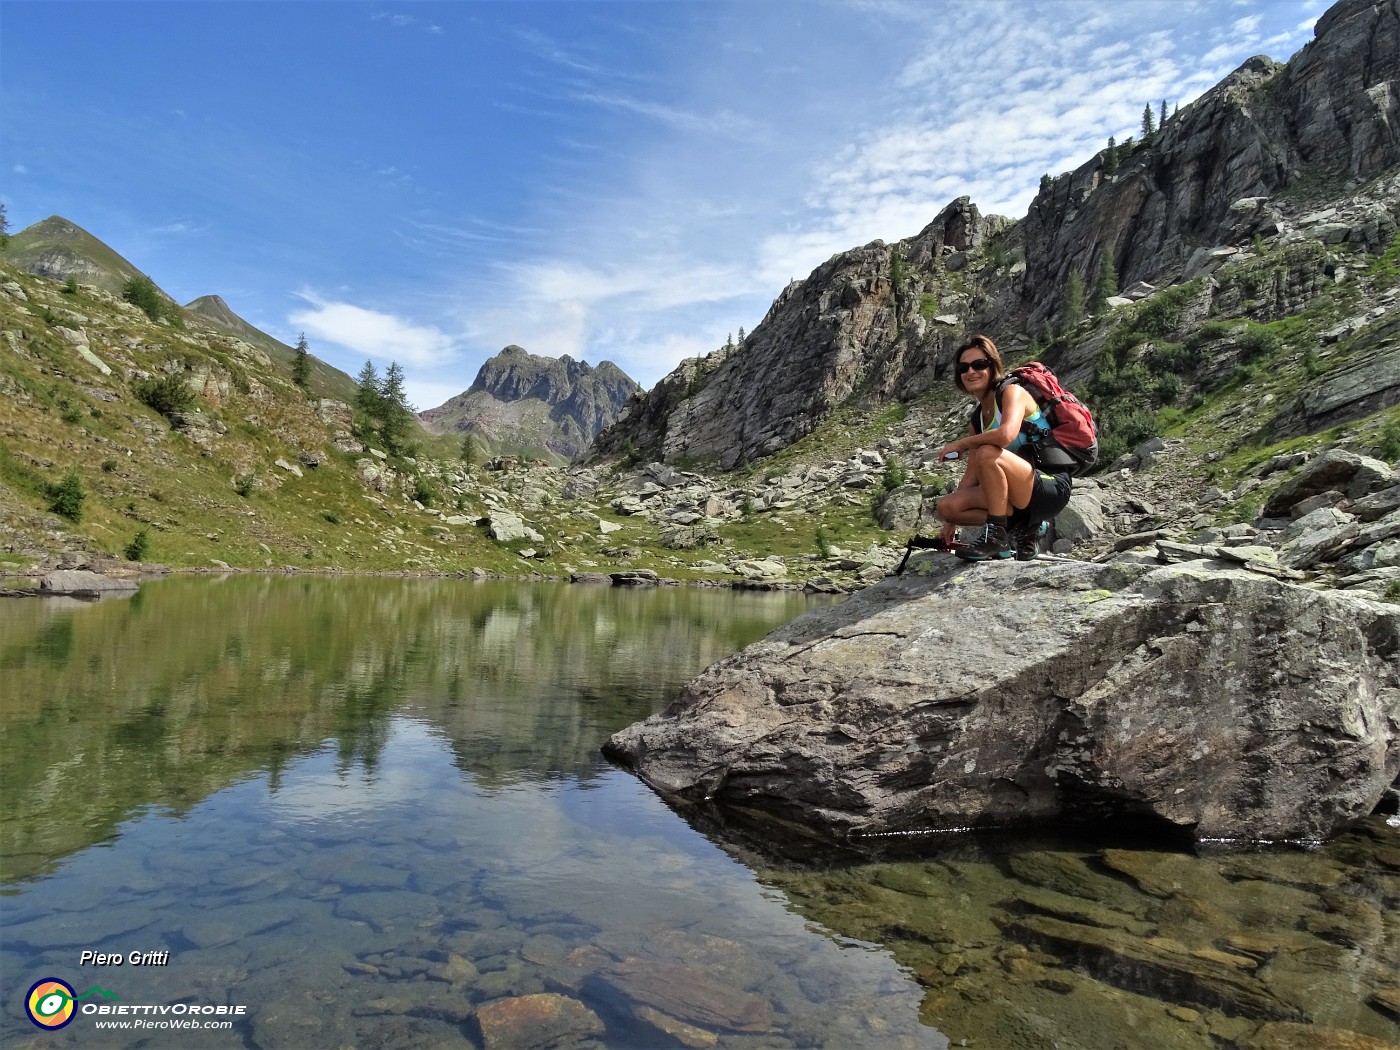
[604,555,1400,847]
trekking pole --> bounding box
[894,537,916,576]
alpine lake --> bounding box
[1,575,1397,1050]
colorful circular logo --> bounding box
[26,978,76,1029]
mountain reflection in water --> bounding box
[1,576,1395,1050]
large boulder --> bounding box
[604,558,1400,846]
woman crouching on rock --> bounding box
[936,335,1072,560]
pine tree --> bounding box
[1159,98,1169,129]
[1104,136,1119,174]
[1060,270,1086,337]
[354,360,382,420]
[1090,251,1119,313]
[123,274,164,322]
[292,332,311,389]
[0,202,9,249]
[378,361,415,455]
[1142,103,1156,137]
[460,432,481,465]
[737,326,746,344]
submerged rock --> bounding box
[603,558,1400,846]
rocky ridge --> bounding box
[420,345,639,462]
[595,0,1400,470]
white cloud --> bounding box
[405,378,468,413]
[570,90,767,140]
[12,163,28,175]
[290,291,459,369]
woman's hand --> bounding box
[939,440,963,461]
[940,520,957,545]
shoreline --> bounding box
[0,562,834,597]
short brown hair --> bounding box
[953,334,1006,393]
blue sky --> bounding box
[2,0,1324,411]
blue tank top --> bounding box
[975,385,1051,455]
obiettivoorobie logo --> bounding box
[25,978,119,1029]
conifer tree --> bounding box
[1142,103,1156,137]
[378,361,415,454]
[354,360,382,420]
[1159,98,1169,129]
[292,332,311,389]
[0,202,9,249]
[1104,136,1119,174]
[1060,270,1086,337]
[737,326,746,344]
[1091,251,1119,313]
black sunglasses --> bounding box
[957,358,993,375]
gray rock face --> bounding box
[604,559,1400,846]
[592,0,1400,468]
[421,346,638,461]
[39,570,139,596]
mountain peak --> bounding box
[420,345,639,460]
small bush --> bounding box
[49,471,85,522]
[59,399,83,424]
[1153,373,1184,406]
[123,274,165,322]
[882,457,908,492]
[133,374,195,421]
[1378,416,1400,463]
[124,527,150,561]
[101,459,118,473]
[1239,324,1282,361]
[1193,320,1234,344]
[1147,342,1192,375]
[323,511,341,525]
[412,477,438,507]
[815,526,834,559]
[63,277,79,295]
[234,474,256,498]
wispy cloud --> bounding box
[290,291,459,370]
[370,10,442,35]
[570,91,767,141]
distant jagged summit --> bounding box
[421,345,639,461]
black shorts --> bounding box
[1018,470,1072,522]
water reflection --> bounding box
[4,577,948,1049]
[0,576,823,884]
[3,576,1395,1050]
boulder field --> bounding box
[604,557,1400,846]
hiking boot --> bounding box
[1011,520,1049,561]
[956,523,1013,561]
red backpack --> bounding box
[973,362,1099,475]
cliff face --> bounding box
[595,198,1003,469]
[1015,0,1400,334]
[420,345,639,460]
[595,0,1400,469]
